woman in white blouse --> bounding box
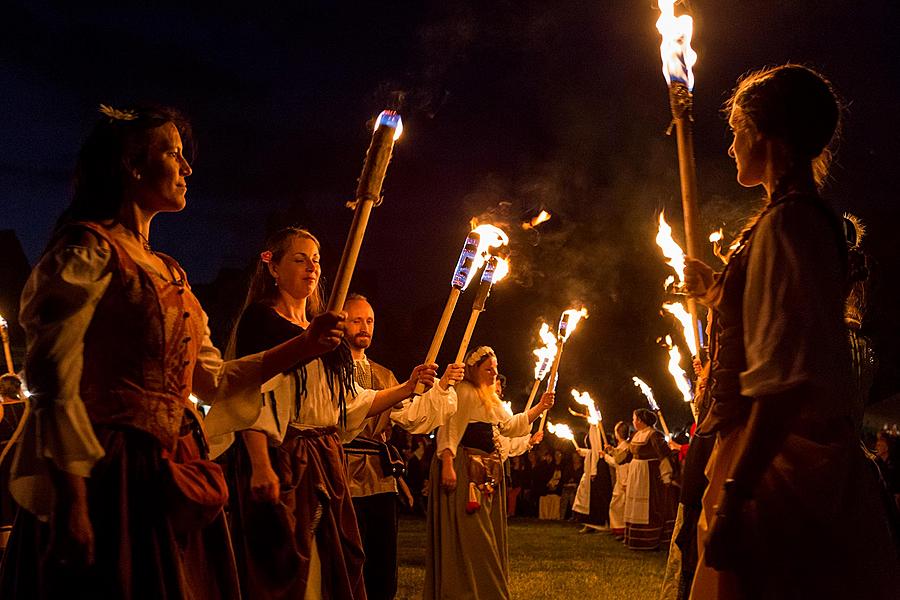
[424,346,553,600]
[205,226,461,599]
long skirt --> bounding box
[691,420,900,600]
[225,426,366,600]
[624,458,672,550]
[0,426,240,599]
[609,465,628,535]
[425,448,510,600]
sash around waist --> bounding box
[460,422,495,453]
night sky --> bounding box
[2,1,899,430]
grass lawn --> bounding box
[396,516,669,599]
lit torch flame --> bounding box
[632,376,659,411]
[558,307,589,342]
[709,229,722,244]
[0,314,7,329]
[571,389,600,425]
[374,110,404,141]
[656,0,697,91]
[547,421,576,444]
[500,400,513,415]
[662,301,697,357]
[523,210,552,230]
[533,322,559,381]
[664,336,693,403]
[489,256,510,284]
[656,212,686,286]
[451,224,509,291]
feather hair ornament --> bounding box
[99,104,138,121]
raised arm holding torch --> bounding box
[538,307,588,432]
[414,224,508,394]
[327,110,403,312]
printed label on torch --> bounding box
[451,233,480,289]
[480,258,496,285]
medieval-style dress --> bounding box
[424,381,532,600]
[621,426,676,550]
[0,222,265,599]
[573,424,612,529]
[689,192,900,599]
[207,302,454,600]
[605,439,630,537]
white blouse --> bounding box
[207,359,457,457]
[437,381,530,458]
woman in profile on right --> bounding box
[685,64,900,598]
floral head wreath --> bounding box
[99,104,138,122]
[260,250,273,264]
[465,346,495,367]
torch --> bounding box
[571,389,609,448]
[538,307,589,432]
[664,336,696,422]
[632,376,672,439]
[656,1,704,363]
[0,314,13,374]
[523,322,558,412]
[547,421,578,448]
[452,255,511,364]
[326,111,403,312]
[414,224,509,394]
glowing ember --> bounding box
[656,0,697,91]
[558,307,589,342]
[532,322,559,381]
[547,421,576,443]
[571,389,600,425]
[665,336,693,403]
[656,212,686,285]
[662,301,697,357]
[632,376,659,411]
[709,229,723,243]
[374,110,404,141]
[531,210,551,227]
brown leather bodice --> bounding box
[75,222,204,451]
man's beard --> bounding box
[350,334,371,351]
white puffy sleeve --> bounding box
[11,240,113,516]
[391,384,457,434]
[437,384,475,458]
[496,409,530,438]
